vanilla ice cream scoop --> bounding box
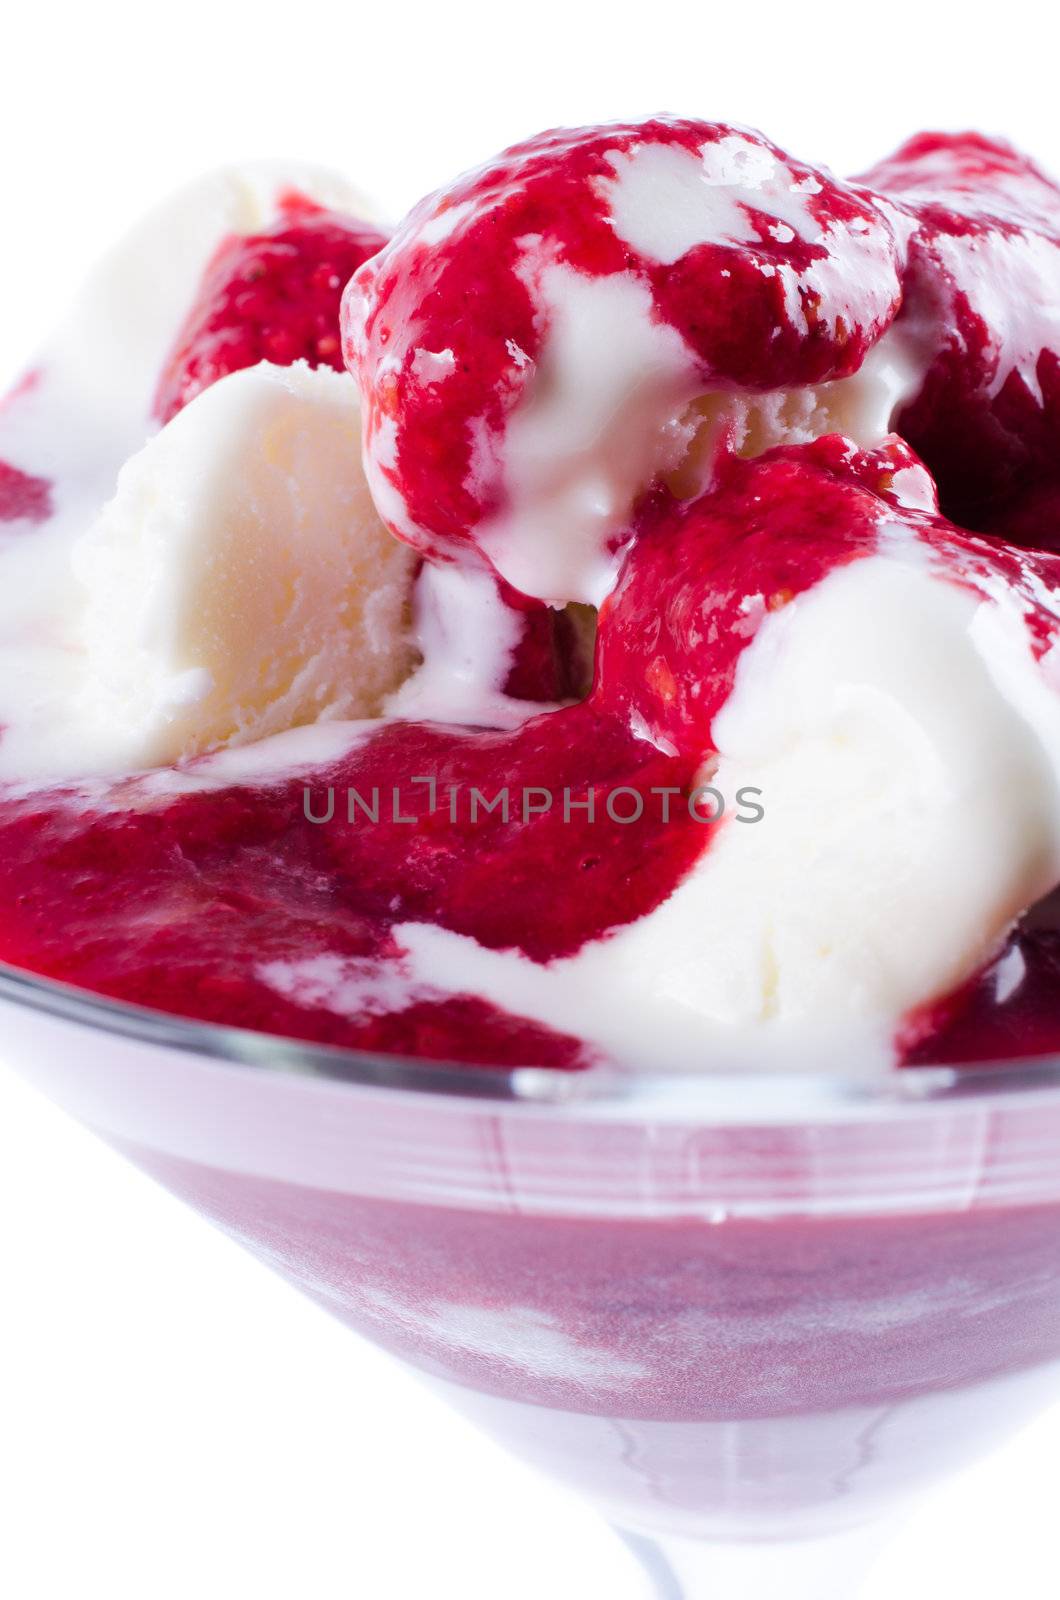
[70,361,418,770]
[390,442,1060,1072]
[346,118,910,606]
[0,161,389,781]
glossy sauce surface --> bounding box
[5,129,1060,1071]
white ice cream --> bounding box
[5,155,1060,1074]
[479,264,698,606]
[599,133,824,263]
[71,362,417,770]
[385,548,1060,1073]
[456,129,922,607]
[0,160,379,490]
[0,163,402,779]
[477,271,922,606]
[385,560,542,729]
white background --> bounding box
[3,1,1060,1594]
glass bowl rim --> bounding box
[5,955,1060,1118]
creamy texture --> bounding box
[480,263,697,605]
[0,163,384,780]
[5,129,1060,1078]
[72,363,417,770]
[921,229,1060,406]
[480,295,924,605]
[346,118,907,607]
[598,133,825,262]
[385,561,541,728]
[385,551,1060,1072]
[666,332,927,504]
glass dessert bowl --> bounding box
[9,116,1060,1599]
[6,959,1060,1599]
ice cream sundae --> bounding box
[4,122,1060,1076]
